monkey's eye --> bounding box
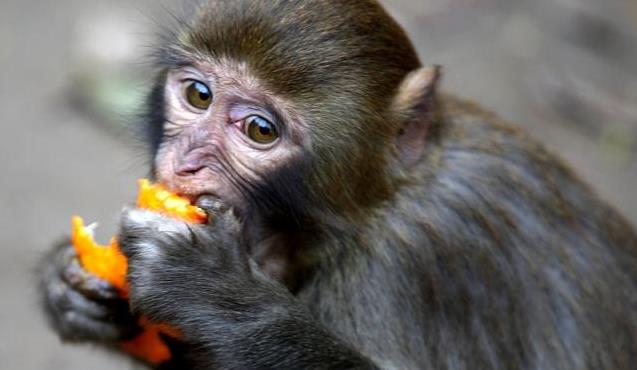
[245,115,279,145]
[185,81,212,110]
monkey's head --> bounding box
[145,0,439,228]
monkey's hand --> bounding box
[118,203,377,370]
[39,240,140,344]
[117,202,252,326]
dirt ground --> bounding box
[1,0,635,369]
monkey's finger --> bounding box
[195,195,229,224]
[62,256,120,301]
[45,267,139,342]
[48,260,131,319]
[59,310,140,342]
[48,277,117,320]
[49,239,119,300]
[48,239,78,278]
[120,206,187,238]
[195,196,239,234]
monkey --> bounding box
[39,0,637,369]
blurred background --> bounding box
[1,0,636,369]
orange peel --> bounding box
[70,179,206,365]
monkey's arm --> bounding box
[118,207,378,370]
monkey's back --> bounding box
[302,95,637,370]
[421,95,637,368]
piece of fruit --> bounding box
[71,217,128,294]
[70,179,206,365]
[136,179,207,224]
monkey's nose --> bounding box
[175,151,208,176]
[176,162,205,176]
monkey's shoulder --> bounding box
[436,94,576,179]
[418,94,637,251]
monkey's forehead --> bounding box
[168,0,420,100]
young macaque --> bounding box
[40,0,637,369]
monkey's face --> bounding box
[154,59,308,211]
[144,0,425,218]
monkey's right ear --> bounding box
[392,65,441,167]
